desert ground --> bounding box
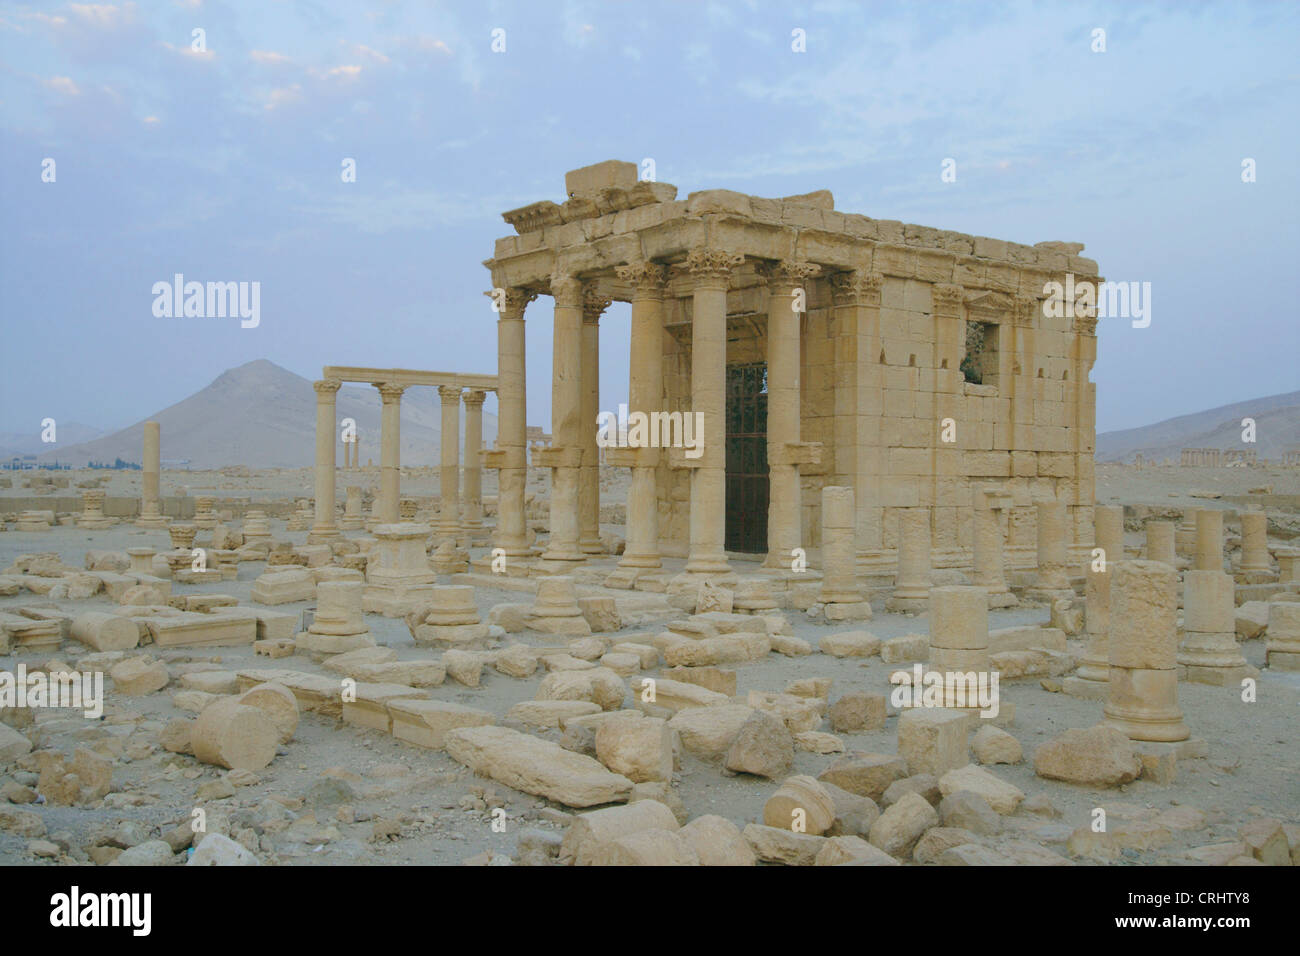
[0,462,1296,866]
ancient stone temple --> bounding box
[485,160,1101,583]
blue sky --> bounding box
[1,0,1297,437]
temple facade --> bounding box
[484,160,1101,586]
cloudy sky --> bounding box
[1,0,1296,440]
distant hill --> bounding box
[1096,390,1300,463]
[35,360,498,469]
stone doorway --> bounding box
[725,362,769,554]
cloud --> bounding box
[47,75,81,95]
[264,83,303,110]
[250,49,291,65]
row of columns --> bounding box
[310,379,487,539]
[493,249,820,579]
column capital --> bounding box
[828,270,883,305]
[1014,294,1039,327]
[438,384,463,403]
[486,287,538,321]
[550,273,584,308]
[616,261,667,299]
[377,382,407,403]
[759,259,821,291]
[462,388,487,408]
[313,379,342,397]
[931,283,965,315]
[684,247,744,287]
[582,287,612,323]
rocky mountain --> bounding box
[33,360,498,470]
[1096,390,1300,463]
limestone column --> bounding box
[540,274,586,565]
[1071,504,1124,692]
[1103,560,1189,743]
[615,262,666,575]
[462,389,486,532]
[820,486,871,620]
[971,489,1014,607]
[437,384,462,539]
[1239,510,1271,576]
[1191,509,1219,571]
[928,584,990,678]
[1028,498,1072,599]
[1178,569,1253,685]
[579,289,610,554]
[886,507,931,611]
[311,379,341,539]
[137,420,166,528]
[829,272,885,571]
[682,248,742,575]
[1144,519,1175,567]
[376,382,406,524]
[763,260,819,569]
[492,289,537,557]
[1265,603,1300,671]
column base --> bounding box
[135,517,169,529]
[579,537,605,555]
[682,553,732,575]
[982,588,1019,608]
[885,588,929,613]
[1102,710,1190,744]
[1177,661,1259,686]
[1023,587,1076,604]
[307,527,341,544]
[534,556,587,576]
[1060,675,1109,700]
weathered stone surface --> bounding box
[191,698,279,771]
[187,832,260,866]
[1033,724,1140,787]
[507,700,602,728]
[236,682,299,744]
[971,724,1023,765]
[818,753,909,801]
[679,815,755,866]
[819,630,881,658]
[938,765,1024,814]
[0,722,33,762]
[816,834,900,866]
[724,710,795,779]
[913,826,979,864]
[538,667,626,711]
[109,657,170,696]
[897,708,969,776]
[560,800,679,865]
[868,791,939,857]
[667,704,754,757]
[881,633,929,663]
[587,828,699,866]
[445,726,634,808]
[742,823,826,866]
[763,774,836,835]
[828,693,888,733]
[595,715,673,783]
[389,700,495,749]
[939,790,1001,835]
[1238,818,1290,866]
[881,773,941,808]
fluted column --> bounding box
[763,260,819,568]
[492,289,536,556]
[683,248,742,574]
[541,274,585,564]
[310,379,342,539]
[437,384,462,539]
[377,382,406,524]
[580,288,610,554]
[616,262,666,572]
[462,389,486,532]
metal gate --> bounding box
[725,363,769,554]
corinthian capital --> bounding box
[313,379,342,398]
[485,287,538,321]
[828,271,883,305]
[760,259,821,290]
[685,247,744,284]
[550,273,584,308]
[582,287,612,323]
[377,382,407,403]
[616,261,667,298]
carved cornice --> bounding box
[931,283,965,315]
